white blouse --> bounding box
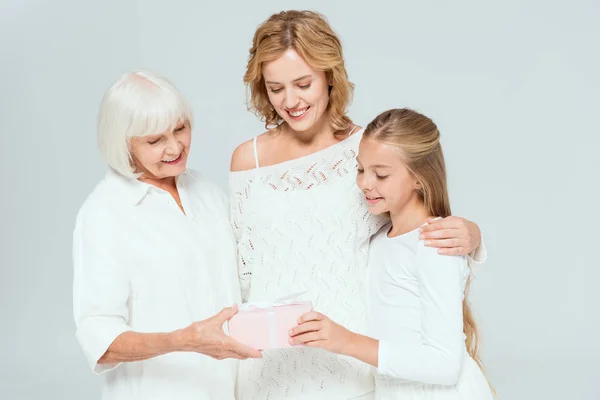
[72,168,240,400]
[368,223,492,398]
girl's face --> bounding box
[356,137,421,216]
[262,49,331,133]
[129,121,191,180]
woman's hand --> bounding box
[419,216,481,256]
[178,305,262,360]
[288,311,354,354]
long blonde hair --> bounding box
[364,108,492,390]
[244,10,354,130]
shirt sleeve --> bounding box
[468,234,487,266]
[72,206,132,374]
[377,244,468,385]
[228,173,253,302]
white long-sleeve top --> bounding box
[72,168,240,400]
[229,130,486,399]
[368,222,478,391]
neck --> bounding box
[388,196,431,237]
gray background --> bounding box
[1,0,598,399]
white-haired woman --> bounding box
[72,70,261,400]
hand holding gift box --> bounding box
[228,293,313,350]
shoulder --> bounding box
[342,126,364,152]
[230,138,255,172]
[184,169,227,199]
[74,178,122,234]
[182,170,231,220]
[77,177,116,217]
[415,238,467,270]
[369,223,391,245]
[230,129,280,172]
[231,132,263,172]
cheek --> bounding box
[387,177,415,203]
[378,177,399,196]
[267,91,282,108]
[181,132,192,148]
[310,85,329,106]
[138,147,165,166]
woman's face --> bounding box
[262,49,331,133]
[129,120,191,180]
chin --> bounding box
[158,164,187,179]
[283,111,325,133]
[286,119,314,132]
[366,205,388,216]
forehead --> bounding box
[357,138,405,165]
[262,49,320,82]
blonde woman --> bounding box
[291,109,494,399]
[230,10,487,400]
[73,70,260,400]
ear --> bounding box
[326,71,334,86]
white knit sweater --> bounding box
[229,130,386,399]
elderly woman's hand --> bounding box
[178,305,262,360]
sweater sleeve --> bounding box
[228,172,254,302]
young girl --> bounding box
[290,108,494,399]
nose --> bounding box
[356,171,371,192]
[283,87,300,109]
[165,134,183,154]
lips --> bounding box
[365,196,383,205]
[162,154,181,164]
[286,106,310,120]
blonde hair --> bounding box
[244,10,353,130]
[97,69,193,178]
[364,108,493,391]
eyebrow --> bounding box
[265,74,313,85]
[356,158,391,168]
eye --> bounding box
[357,167,364,174]
[376,174,389,180]
[298,83,311,89]
[174,124,186,133]
[147,137,161,145]
[269,87,283,93]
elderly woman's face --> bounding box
[130,121,191,180]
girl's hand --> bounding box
[288,311,354,355]
[419,216,481,256]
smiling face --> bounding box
[262,49,331,133]
[129,120,191,180]
[355,137,423,216]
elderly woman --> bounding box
[72,70,260,400]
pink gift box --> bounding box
[228,300,313,350]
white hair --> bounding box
[97,69,194,178]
